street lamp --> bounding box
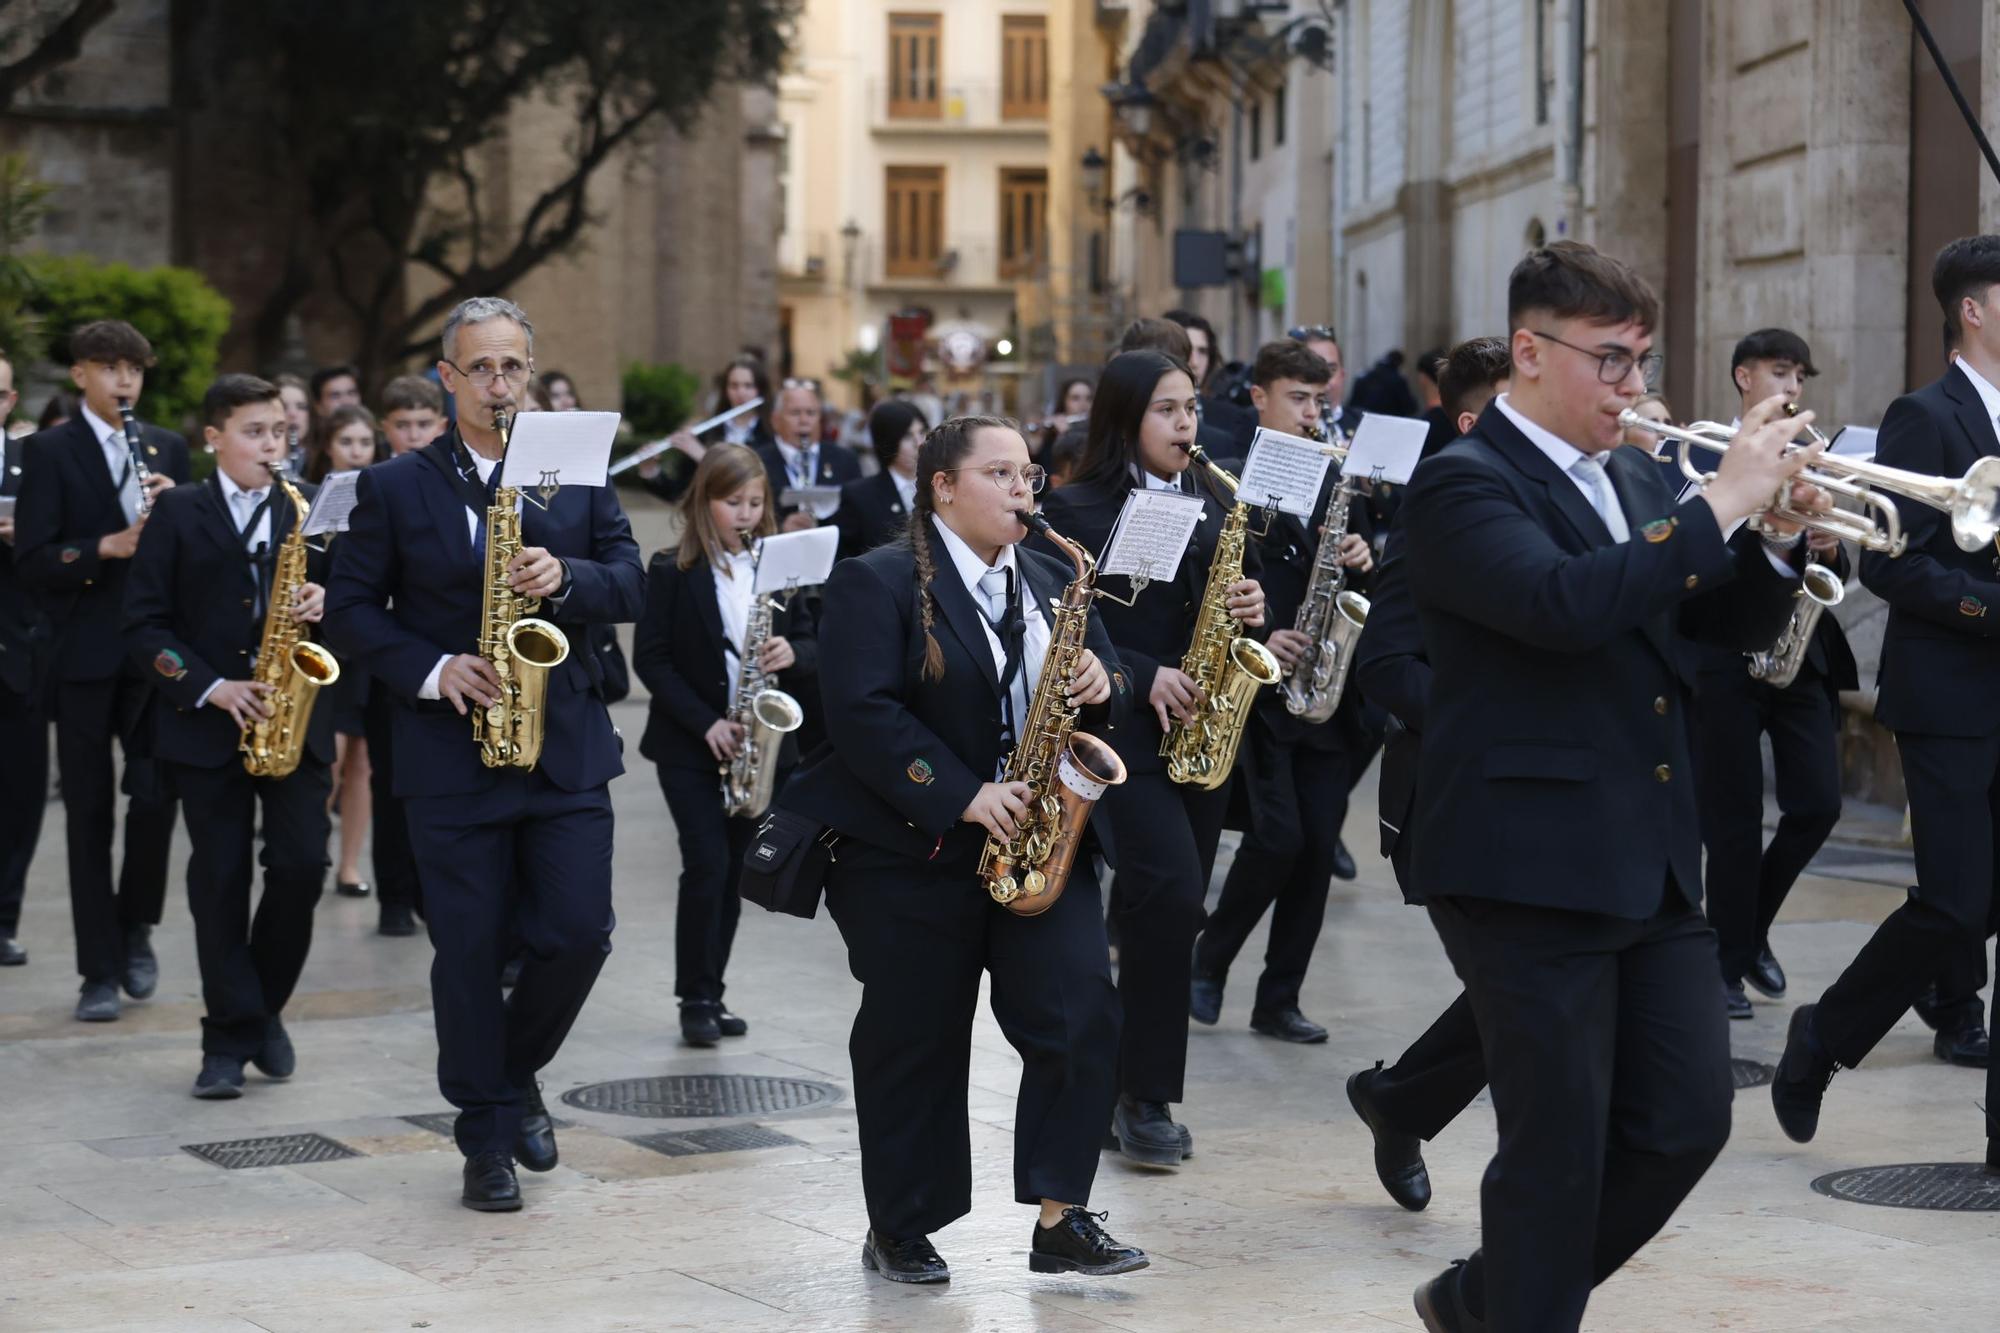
[839,218,861,289]
[1080,147,1107,210]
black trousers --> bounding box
[655,762,750,1005]
[168,759,331,1057]
[1197,717,1344,1013]
[1370,990,1488,1141]
[406,770,615,1156]
[363,686,421,917]
[0,691,48,937]
[1430,893,1732,1333]
[54,672,179,983]
[1102,770,1229,1104]
[1932,917,1994,1030]
[1814,729,2000,1141]
[826,837,1120,1238]
[1692,672,1841,983]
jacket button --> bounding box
[1653,696,1667,715]
[1654,764,1672,783]
[242,598,253,608]
[1684,574,1699,589]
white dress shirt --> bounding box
[80,402,127,481]
[197,469,275,708]
[1955,355,2000,425]
[932,519,1051,774]
[1138,466,1187,493]
[712,548,756,684]
[889,468,918,512]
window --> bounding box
[999,168,1048,278]
[888,13,942,119]
[886,165,946,277]
[1001,15,1048,120]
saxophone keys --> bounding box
[1022,869,1047,897]
[993,875,1019,902]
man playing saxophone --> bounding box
[123,375,336,1100]
[325,297,646,1214]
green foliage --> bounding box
[27,255,231,429]
[619,361,702,440]
[0,153,53,364]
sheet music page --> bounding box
[300,469,362,536]
[753,526,840,594]
[1236,427,1333,516]
[501,410,620,489]
[1342,413,1431,486]
[1829,425,1877,460]
[779,486,844,520]
[1099,489,1205,582]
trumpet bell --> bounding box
[1952,457,2000,551]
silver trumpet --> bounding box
[1614,408,2000,556]
[1747,559,1844,688]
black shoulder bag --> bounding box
[739,808,841,919]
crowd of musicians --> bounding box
[3,234,1999,1329]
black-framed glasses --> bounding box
[1531,330,1662,386]
[1287,324,1337,343]
[444,358,534,388]
[947,462,1046,494]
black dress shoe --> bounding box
[1913,983,1948,1032]
[462,1150,522,1212]
[1986,1138,1999,1176]
[252,1018,296,1079]
[1935,1023,1991,1069]
[1111,1095,1183,1168]
[1745,945,1787,999]
[336,880,371,898]
[717,1008,748,1038]
[1330,838,1358,881]
[0,936,25,966]
[1772,1003,1840,1143]
[1723,980,1752,1021]
[122,925,158,1000]
[860,1230,948,1283]
[516,1086,559,1172]
[75,980,121,1022]
[1189,972,1223,1026]
[192,1054,246,1100]
[1414,1260,1483,1332]
[1030,1207,1149,1276]
[378,902,417,937]
[1347,1062,1431,1212]
[1251,1007,1329,1043]
[680,1002,721,1047]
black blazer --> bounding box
[833,471,913,560]
[0,435,49,700]
[1401,401,1800,919]
[1860,362,2000,736]
[640,419,778,506]
[323,431,647,797]
[1695,541,1858,693]
[1353,527,1428,879]
[777,522,1132,862]
[14,414,191,680]
[634,550,819,771]
[753,439,860,521]
[123,475,337,770]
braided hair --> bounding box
[904,413,1019,681]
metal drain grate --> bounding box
[561,1074,840,1119]
[183,1132,361,1170]
[1730,1058,1776,1090]
[401,1111,570,1139]
[1812,1163,2000,1211]
[628,1125,805,1157]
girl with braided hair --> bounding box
[774,415,1149,1284]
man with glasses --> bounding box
[758,378,857,534]
[325,296,645,1213]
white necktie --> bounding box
[113,436,140,524]
[977,567,1028,766]
[1572,456,1629,544]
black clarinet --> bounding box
[115,397,155,518]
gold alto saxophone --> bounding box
[475,411,571,769]
[720,533,805,818]
[1281,418,1371,723]
[1161,444,1283,790]
[979,512,1129,916]
[1747,557,1844,688]
[240,464,341,778]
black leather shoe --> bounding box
[75,981,121,1022]
[1986,1138,1999,1176]
[1772,1003,1839,1144]
[1111,1095,1183,1168]
[1030,1207,1149,1276]
[1251,1007,1329,1043]
[192,1054,246,1100]
[122,925,158,1000]
[336,880,371,898]
[516,1087,559,1172]
[252,1018,296,1080]
[1330,838,1358,881]
[1913,983,1948,1032]
[378,902,417,937]
[1723,980,1752,1021]
[461,1151,522,1212]
[1189,972,1223,1026]
[1347,1062,1431,1212]
[1414,1260,1483,1332]
[680,1002,721,1047]
[717,1008,748,1038]
[0,936,25,966]
[1935,1023,1991,1069]
[1745,945,1787,999]
[1177,1122,1194,1159]
[860,1230,948,1283]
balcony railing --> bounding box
[860,237,1046,290]
[869,79,1048,132]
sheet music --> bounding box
[1099,489,1205,582]
[1828,425,1877,460]
[501,410,619,490]
[300,469,362,537]
[752,526,840,595]
[1342,413,1431,486]
[1236,427,1333,517]
[780,485,844,521]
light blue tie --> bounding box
[1572,456,1630,544]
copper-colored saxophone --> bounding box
[978,512,1128,917]
[475,410,570,769]
[240,465,341,778]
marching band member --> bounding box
[325,296,645,1213]
[1034,350,1266,1168]
[758,378,857,532]
[634,444,816,1046]
[777,415,1146,1283]
[833,400,926,559]
[638,355,776,505]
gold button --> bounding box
[242,598,253,608]
[1653,697,1667,715]
[1684,575,1699,589]
[1654,764,1672,783]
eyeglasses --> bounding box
[444,358,534,388]
[947,463,1047,494]
[782,378,822,393]
[1287,324,1337,343]
[1531,330,1663,386]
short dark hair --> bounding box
[68,319,154,368]
[1117,317,1193,364]
[537,370,578,407]
[1932,235,2000,346]
[1250,340,1332,389]
[310,364,359,403]
[1438,337,1513,421]
[379,374,444,416]
[1162,309,1220,378]
[203,373,283,429]
[1415,347,1448,385]
[1507,240,1659,334]
[1730,327,1817,379]
[866,398,929,470]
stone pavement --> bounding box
[1,499,1996,1332]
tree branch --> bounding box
[0,0,118,111]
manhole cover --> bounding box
[561,1074,840,1119]
[1731,1058,1776,1089]
[1812,1163,2000,1211]
[183,1132,361,1170]
[629,1125,805,1157]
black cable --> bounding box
[1904,0,2000,187]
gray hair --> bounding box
[440,296,535,362]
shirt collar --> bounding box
[1955,356,2000,422]
[216,468,268,504]
[1132,463,1184,492]
[930,513,1015,595]
[777,438,816,462]
[81,402,120,450]
[889,470,917,505]
[1495,392,1592,474]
